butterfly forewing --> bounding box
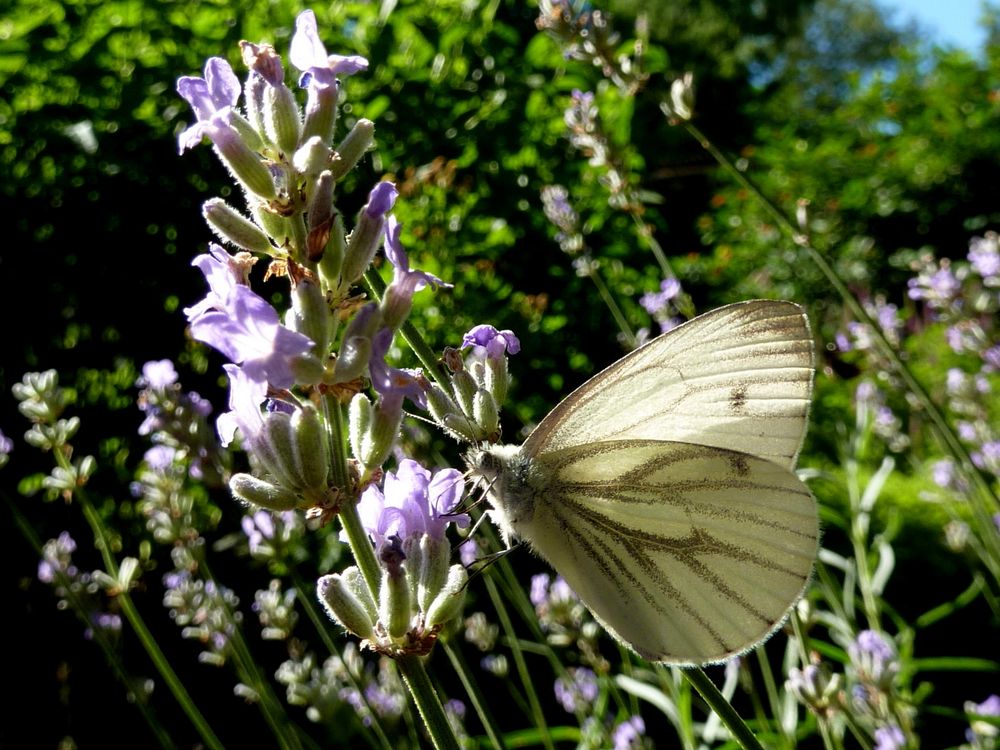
[523,300,814,472]
[516,440,818,664]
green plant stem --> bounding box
[340,499,382,597]
[682,120,1000,558]
[74,494,225,750]
[682,666,766,750]
[396,654,462,750]
[753,648,792,749]
[442,639,508,749]
[484,572,554,750]
[584,260,636,347]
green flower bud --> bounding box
[318,572,376,639]
[485,355,510,408]
[294,136,333,176]
[379,554,412,640]
[418,534,450,612]
[425,565,468,629]
[260,412,301,490]
[290,278,331,356]
[306,171,336,262]
[203,198,273,254]
[264,83,302,155]
[289,353,326,386]
[451,370,477,418]
[215,133,275,200]
[228,110,265,153]
[302,84,339,145]
[363,402,403,471]
[291,403,329,492]
[318,213,346,290]
[329,119,375,180]
[473,389,500,440]
[230,472,301,511]
[348,393,373,463]
[342,566,378,623]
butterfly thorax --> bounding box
[466,444,547,546]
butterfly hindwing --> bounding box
[513,440,818,664]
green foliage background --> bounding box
[2,0,999,746]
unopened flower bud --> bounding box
[484,355,511,407]
[306,171,336,262]
[264,83,302,155]
[215,129,276,200]
[426,565,468,628]
[291,404,330,492]
[348,393,373,462]
[426,383,461,426]
[289,353,325,385]
[290,278,331,355]
[472,389,500,439]
[334,304,380,382]
[294,136,334,176]
[379,542,412,639]
[451,370,477,417]
[302,83,340,145]
[329,118,375,180]
[203,198,274,254]
[342,182,395,285]
[342,566,378,623]
[363,400,404,471]
[318,213,347,289]
[318,571,376,639]
[253,203,291,246]
[230,472,301,511]
[261,412,301,489]
[418,534,450,612]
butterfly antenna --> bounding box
[462,545,521,587]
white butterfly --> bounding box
[467,300,818,665]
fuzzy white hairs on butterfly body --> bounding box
[466,300,819,666]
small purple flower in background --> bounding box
[971,440,1000,476]
[612,715,646,750]
[176,57,242,154]
[541,184,584,254]
[143,445,177,472]
[139,359,179,389]
[968,232,1000,283]
[289,9,369,91]
[849,630,898,687]
[461,325,521,360]
[355,459,468,553]
[0,427,12,469]
[873,725,905,750]
[242,509,276,556]
[38,531,78,584]
[965,694,1000,747]
[907,261,961,311]
[554,667,599,713]
[640,277,684,333]
[932,459,956,489]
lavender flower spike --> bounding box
[290,10,369,91]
